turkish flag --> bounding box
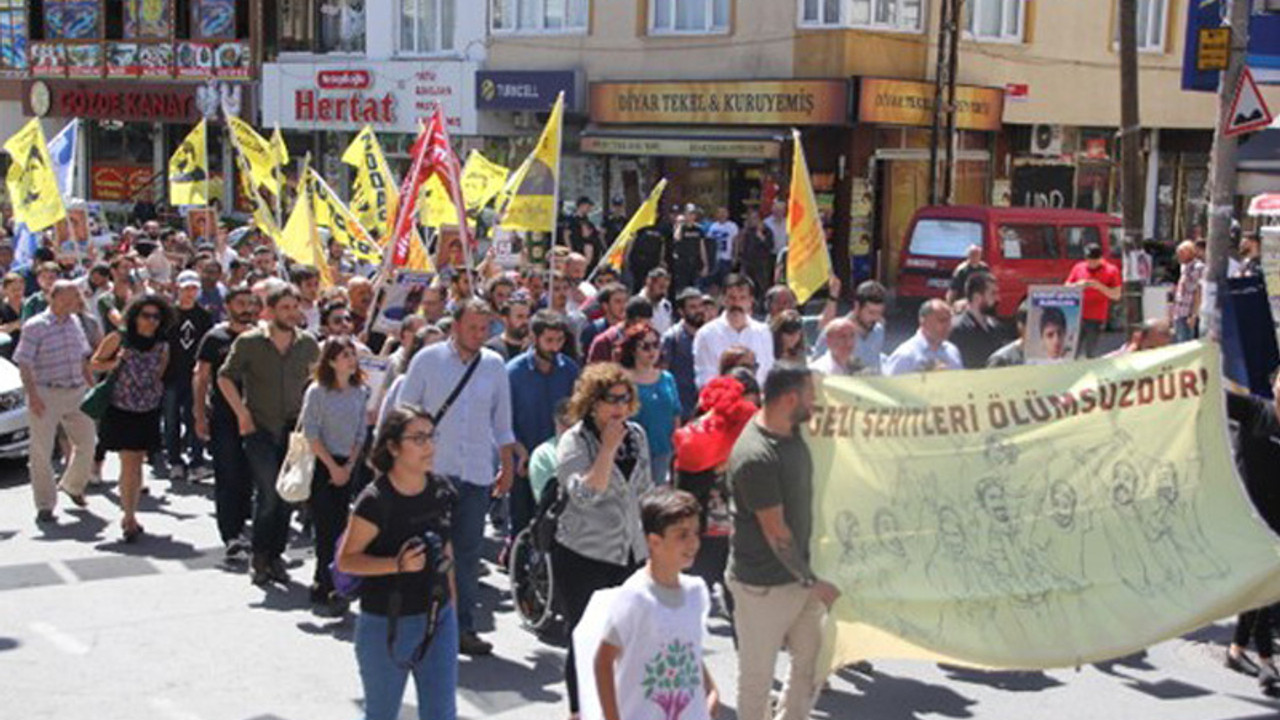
[390,106,470,266]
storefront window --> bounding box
[400,0,454,53]
[963,0,1021,42]
[319,0,364,52]
[650,0,729,34]
[801,0,921,31]
[0,1,28,70]
[492,0,588,32]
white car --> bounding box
[0,355,31,458]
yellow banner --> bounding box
[590,80,849,126]
[501,92,563,233]
[227,116,281,197]
[786,130,831,305]
[309,168,382,264]
[600,178,666,272]
[858,78,1004,132]
[279,167,333,287]
[810,343,1280,670]
[169,120,209,206]
[4,119,66,232]
[342,126,400,241]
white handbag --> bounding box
[275,421,315,504]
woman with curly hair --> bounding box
[553,362,651,718]
[89,294,173,541]
[770,309,807,363]
[617,323,682,485]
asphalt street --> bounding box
[1,455,1277,720]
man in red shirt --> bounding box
[1064,243,1121,358]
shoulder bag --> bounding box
[276,414,314,504]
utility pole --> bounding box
[928,0,959,205]
[943,0,963,204]
[1118,0,1144,330]
[1203,0,1252,340]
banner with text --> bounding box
[589,79,849,126]
[810,343,1280,669]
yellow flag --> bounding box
[270,125,289,198]
[169,120,209,206]
[278,167,334,287]
[233,150,280,241]
[3,119,66,232]
[380,228,434,273]
[226,116,280,196]
[600,179,666,272]
[342,126,400,241]
[309,167,382,264]
[785,129,832,305]
[421,150,510,227]
[500,92,563,233]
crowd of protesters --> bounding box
[5,196,1278,718]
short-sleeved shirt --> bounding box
[950,311,1006,369]
[1065,260,1121,322]
[351,475,457,616]
[948,261,990,300]
[528,437,558,504]
[301,383,371,457]
[20,293,48,322]
[13,310,92,387]
[633,371,682,457]
[217,327,320,437]
[727,420,814,587]
[195,323,242,418]
[167,304,213,383]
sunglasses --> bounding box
[638,341,659,352]
[139,311,162,321]
[402,431,436,446]
[601,391,633,406]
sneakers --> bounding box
[267,556,291,584]
[169,464,188,483]
[250,554,271,586]
[35,509,56,524]
[459,631,493,657]
[224,538,251,563]
[188,465,214,482]
[1227,651,1261,677]
[312,592,350,618]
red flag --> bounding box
[389,106,469,267]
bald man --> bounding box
[883,299,962,376]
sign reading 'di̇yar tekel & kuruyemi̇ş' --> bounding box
[261,61,478,135]
[589,80,850,126]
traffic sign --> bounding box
[1225,67,1274,138]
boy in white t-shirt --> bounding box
[595,489,719,720]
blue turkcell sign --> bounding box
[475,71,577,111]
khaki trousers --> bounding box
[728,576,826,720]
[28,386,97,511]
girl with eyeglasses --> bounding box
[617,323,681,485]
[301,336,371,617]
[89,293,174,542]
[337,406,458,720]
[553,362,653,719]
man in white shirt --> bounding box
[810,317,859,376]
[693,273,774,388]
[706,206,741,289]
[883,299,963,376]
[636,267,673,334]
[763,202,788,257]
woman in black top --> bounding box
[0,272,23,358]
[337,407,459,720]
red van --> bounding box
[897,206,1121,318]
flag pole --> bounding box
[546,91,565,300]
[274,124,284,231]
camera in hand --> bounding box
[407,530,453,577]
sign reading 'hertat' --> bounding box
[590,80,850,126]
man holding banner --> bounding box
[727,362,839,720]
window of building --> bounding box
[0,1,28,70]
[650,0,729,34]
[400,0,454,53]
[963,0,1021,41]
[277,0,315,52]
[1115,0,1167,52]
[319,0,364,52]
[492,0,587,33]
[798,0,923,32]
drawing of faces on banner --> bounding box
[126,0,172,38]
[46,1,99,39]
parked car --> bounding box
[0,354,31,458]
[897,205,1122,318]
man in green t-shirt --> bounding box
[727,362,840,720]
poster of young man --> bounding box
[371,270,435,334]
[186,206,218,244]
[1025,285,1083,364]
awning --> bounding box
[1249,193,1280,217]
[578,125,785,160]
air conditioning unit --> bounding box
[1030,124,1064,157]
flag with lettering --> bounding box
[309,167,382,264]
[168,120,209,206]
[4,119,67,232]
[500,92,563,233]
[785,129,832,305]
[342,126,400,242]
[226,115,281,197]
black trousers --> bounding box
[507,472,537,539]
[551,543,637,713]
[310,455,352,593]
[209,410,253,544]
[1235,606,1275,658]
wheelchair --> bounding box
[507,479,562,634]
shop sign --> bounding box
[476,71,576,111]
[580,135,780,159]
[589,80,850,126]
[1011,164,1075,209]
[262,61,478,135]
[24,80,253,123]
[91,165,157,202]
[858,78,1004,132]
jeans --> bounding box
[448,478,491,634]
[1078,319,1104,359]
[162,380,205,468]
[311,456,352,593]
[210,409,252,544]
[1175,316,1198,344]
[243,429,291,557]
[354,606,458,720]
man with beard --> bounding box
[505,310,579,546]
[194,287,260,561]
[217,285,321,586]
[661,288,708,423]
[485,296,533,362]
[693,274,773,388]
[727,363,839,720]
[949,272,1005,369]
[816,279,889,374]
